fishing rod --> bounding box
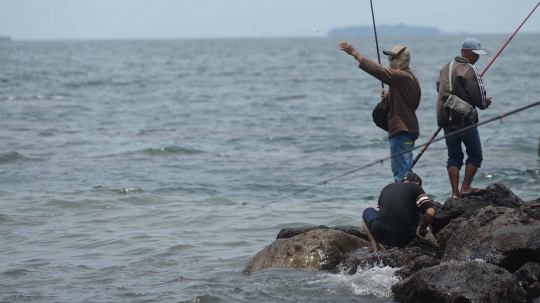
[279,100,540,201]
[411,1,540,168]
[370,0,384,89]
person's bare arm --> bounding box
[418,207,435,237]
[339,42,363,63]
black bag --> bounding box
[444,61,478,125]
[372,96,389,132]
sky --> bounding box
[0,0,539,40]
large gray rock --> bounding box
[244,229,370,274]
[392,261,527,303]
[439,206,540,270]
[276,225,368,241]
[276,225,330,239]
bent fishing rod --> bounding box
[370,0,384,89]
[279,100,540,201]
[411,0,540,168]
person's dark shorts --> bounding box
[362,207,379,228]
[443,125,483,170]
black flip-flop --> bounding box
[460,188,487,198]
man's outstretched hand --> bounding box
[339,42,358,58]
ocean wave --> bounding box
[64,80,107,88]
[137,128,176,136]
[275,94,307,101]
[180,294,222,303]
[119,187,144,195]
[2,268,30,277]
[201,197,237,206]
[91,185,144,196]
[39,128,59,137]
[137,146,204,156]
[0,214,12,223]
[0,152,43,164]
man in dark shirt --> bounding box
[361,173,435,251]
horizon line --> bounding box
[4,31,540,42]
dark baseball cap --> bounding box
[402,172,422,186]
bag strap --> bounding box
[448,61,455,94]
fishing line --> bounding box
[278,100,540,201]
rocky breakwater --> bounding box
[244,183,540,303]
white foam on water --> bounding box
[310,266,400,298]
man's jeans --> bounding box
[389,132,419,183]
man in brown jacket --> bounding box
[339,42,421,183]
[436,38,493,198]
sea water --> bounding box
[0,35,539,302]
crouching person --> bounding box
[362,173,435,251]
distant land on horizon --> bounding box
[328,24,443,37]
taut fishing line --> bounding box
[278,100,540,201]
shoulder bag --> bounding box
[444,61,478,125]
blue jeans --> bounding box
[443,125,483,170]
[389,132,419,183]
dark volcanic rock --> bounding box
[244,229,370,274]
[392,261,527,303]
[524,201,540,221]
[248,184,539,302]
[514,262,540,301]
[394,255,441,280]
[435,216,467,251]
[490,226,540,271]
[440,206,540,269]
[431,183,524,234]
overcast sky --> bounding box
[0,0,539,40]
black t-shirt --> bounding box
[369,182,433,248]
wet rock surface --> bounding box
[392,261,528,303]
[244,229,370,274]
[246,183,540,302]
[340,246,433,275]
